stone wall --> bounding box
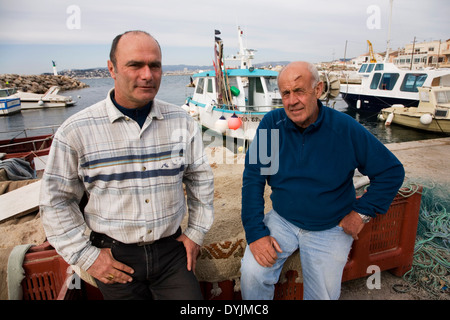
[0,74,89,94]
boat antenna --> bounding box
[384,0,393,62]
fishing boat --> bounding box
[0,88,21,116]
[0,128,56,172]
[340,62,450,112]
[12,86,76,109]
[182,27,283,142]
[379,86,450,134]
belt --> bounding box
[90,227,182,248]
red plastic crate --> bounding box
[273,187,422,299]
[342,187,422,281]
[21,242,73,300]
[274,270,304,300]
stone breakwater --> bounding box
[0,74,89,94]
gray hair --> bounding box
[278,61,320,89]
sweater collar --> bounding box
[284,99,325,133]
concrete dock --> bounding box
[386,137,450,184]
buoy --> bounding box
[181,103,190,113]
[420,113,433,125]
[214,116,228,133]
[189,105,199,117]
[228,113,242,130]
[385,112,394,126]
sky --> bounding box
[0,0,448,75]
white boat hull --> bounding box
[187,102,271,141]
[20,101,68,109]
[0,97,21,115]
[381,108,450,133]
[12,88,76,109]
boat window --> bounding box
[375,64,384,71]
[266,77,279,92]
[358,64,368,73]
[378,73,399,90]
[255,77,264,93]
[419,90,430,102]
[366,64,375,73]
[436,90,450,104]
[370,73,382,89]
[400,73,428,92]
[196,78,204,94]
[227,76,238,89]
[207,78,214,93]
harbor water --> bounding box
[0,75,446,144]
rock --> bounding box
[0,74,89,93]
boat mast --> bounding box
[226,26,255,69]
[384,0,393,62]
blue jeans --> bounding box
[240,210,353,300]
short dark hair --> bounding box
[109,30,161,67]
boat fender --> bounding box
[356,100,361,109]
[420,113,433,125]
[385,112,394,126]
[181,103,190,113]
[228,113,242,130]
[214,116,228,133]
[377,113,385,121]
[38,100,44,106]
[230,86,240,97]
[189,105,199,117]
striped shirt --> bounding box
[40,89,214,271]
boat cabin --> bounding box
[191,68,281,112]
[418,86,450,118]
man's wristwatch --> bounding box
[357,213,371,223]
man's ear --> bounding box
[107,60,116,80]
[315,81,324,99]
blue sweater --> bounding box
[241,101,405,244]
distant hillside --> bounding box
[53,61,289,78]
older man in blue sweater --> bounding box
[240,61,405,300]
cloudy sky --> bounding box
[0,0,448,74]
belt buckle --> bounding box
[137,240,155,246]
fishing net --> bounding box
[396,179,450,299]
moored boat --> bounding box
[12,86,76,109]
[183,27,283,142]
[0,129,56,172]
[340,62,450,112]
[0,88,21,116]
[379,86,450,134]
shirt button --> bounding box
[147,230,152,234]
[145,199,150,203]
[142,166,146,171]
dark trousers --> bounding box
[90,228,203,300]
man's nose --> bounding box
[285,93,299,107]
[140,65,153,80]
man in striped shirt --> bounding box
[40,31,214,299]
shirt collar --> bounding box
[105,88,164,123]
